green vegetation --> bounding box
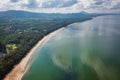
[6,44,17,54]
[0,10,95,79]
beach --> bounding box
[4,28,64,80]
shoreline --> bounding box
[4,28,64,80]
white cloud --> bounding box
[0,0,120,13]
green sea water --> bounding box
[22,15,120,80]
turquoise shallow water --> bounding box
[22,15,120,80]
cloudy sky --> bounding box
[0,0,120,13]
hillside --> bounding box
[0,10,98,19]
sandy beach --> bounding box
[4,28,64,80]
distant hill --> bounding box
[0,10,100,19]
